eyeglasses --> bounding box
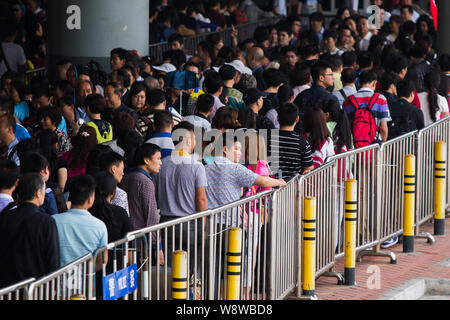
[323,73,334,77]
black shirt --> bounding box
[0,203,60,288]
[388,98,425,139]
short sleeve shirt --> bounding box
[206,156,258,226]
[155,154,208,217]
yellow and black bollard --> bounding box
[70,294,86,300]
[403,155,416,252]
[434,141,447,235]
[302,197,316,297]
[344,179,357,286]
[226,228,242,300]
[172,250,188,300]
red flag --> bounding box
[430,0,438,31]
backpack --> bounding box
[348,93,380,149]
[388,101,414,140]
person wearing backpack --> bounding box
[388,79,424,140]
[342,70,391,147]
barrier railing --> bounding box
[0,278,35,300]
[149,18,279,61]
[298,161,338,280]
[270,176,299,300]
[27,254,93,300]
[416,117,450,234]
[24,67,47,84]
[378,131,417,243]
[3,118,450,300]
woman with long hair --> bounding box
[90,171,131,299]
[417,72,449,126]
[321,100,352,154]
[303,107,335,168]
[59,124,98,181]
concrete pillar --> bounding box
[47,0,149,79]
[437,0,450,54]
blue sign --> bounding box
[103,264,138,300]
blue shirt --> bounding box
[146,132,175,159]
[14,101,29,122]
[40,188,58,216]
[15,123,30,141]
[52,209,108,267]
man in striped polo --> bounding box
[342,70,391,143]
[270,102,314,181]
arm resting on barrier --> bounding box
[254,176,287,188]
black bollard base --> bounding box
[344,268,355,286]
[403,235,414,253]
[302,289,315,296]
[434,219,445,235]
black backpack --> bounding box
[387,102,414,140]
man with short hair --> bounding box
[20,152,59,216]
[0,173,60,288]
[388,79,424,139]
[294,61,338,131]
[0,20,27,77]
[269,26,294,62]
[145,110,175,158]
[0,96,30,141]
[309,11,325,42]
[0,159,19,212]
[0,114,19,165]
[203,71,225,121]
[184,94,214,130]
[356,16,373,52]
[343,70,391,142]
[98,151,129,216]
[155,121,208,275]
[380,71,400,106]
[120,143,162,232]
[219,64,244,111]
[332,67,357,107]
[270,103,314,180]
[53,175,108,267]
[103,81,139,124]
[246,46,268,91]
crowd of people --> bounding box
[0,0,449,298]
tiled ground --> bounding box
[314,219,450,300]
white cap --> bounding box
[152,63,176,73]
[225,60,252,75]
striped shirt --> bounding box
[342,88,391,139]
[270,130,314,180]
[146,132,175,159]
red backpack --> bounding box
[349,93,380,149]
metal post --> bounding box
[226,228,242,300]
[344,179,357,286]
[434,141,447,235]
[403,155,416,253]
[172,251,188,300]
[302,197,317,297]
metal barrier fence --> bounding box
[270,177,300,300]
[298,161,338,280]
[149,19,278,61]
[416,117,450,235]
[26,254,93,300]
[24,67,47,84]
[378,131,417,243]
[0,278,34,300]
[2,118,450,300]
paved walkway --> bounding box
[314,218,450,300]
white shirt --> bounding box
[417,92,449,127]
[358,32,373,52]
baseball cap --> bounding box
[152,63,176,73]
[243,88,263,105]
[225,60,252,75]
